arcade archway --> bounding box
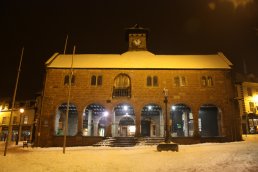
[82,104,108,136]
[113,103,135,137]
[170,104,194,137]
[55,103,78,136]
[198,104,221,137]
[140,104,162,137]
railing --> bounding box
[112,88,131,98]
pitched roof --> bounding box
[45,51,232,69]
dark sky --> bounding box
[0,0,258,100]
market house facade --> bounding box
[36,26,241,147]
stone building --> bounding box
[0,99,36,142]
[36,26,241,147]
[235,80,258,134]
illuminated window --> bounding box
[2,117,7,124]
[23,115,29,124]
[249,102,255,112]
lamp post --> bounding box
[16,108,24,145]
[157,88,178,151]
[163,88,170,143]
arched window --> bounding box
[153,76,158,86]
[64,74,75,85]
[64,75,69,85]
[97,76,102,86]
[147,76,152,86]
[113,74,131,97]
[207,76,213,86]
[181,76,186,86]
[91,75,96,85]
[201,76,207,86]
[174,77,180,87]
[71,75,75,84]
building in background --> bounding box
[36,25,242,147]
[0,98,36,142]
[235,76,258,134]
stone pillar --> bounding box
[112,111,117,137]
[87,110,92,136]
[135,110,141,137]
[93,122,98,136]
[192,107,200,137]
[76,108,83,135]
[183,112,188,136]
[159,110,164,137]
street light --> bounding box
[16,108,24,145]
[163,88,170,143]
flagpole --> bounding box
[63,35,68,54]
[63,45,75,154]
[4,47,24,156]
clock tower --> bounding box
[126,24,149,51]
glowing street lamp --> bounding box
[253,95,258,104]
[16,108,24,145]
[123,105,128,111]
[103,111,109,117]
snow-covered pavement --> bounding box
[1,135,258,172]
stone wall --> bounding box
[37,68,242,146]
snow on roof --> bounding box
[45,51,232,69]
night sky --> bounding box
[0,0,258,100]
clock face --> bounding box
[133,38,141,47]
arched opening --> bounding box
[141,104,162,137]
[170,104,194,137]
[112,74,131,98]
[198,104,220,137]
[55,103,78,136]
[113,103,135,137]
[82,104,108,136]
[119,117,135,137]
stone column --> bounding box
[159,110,164,137]
[135,110,141,137]
[112,111,117,137]
[87,110,92,136]
[76,107,83,135]
[192,107,200,137]
[183,112,188,136]
[93,122,98,136]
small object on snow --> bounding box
[157,143,179,152]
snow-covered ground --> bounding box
[1,135,258,172]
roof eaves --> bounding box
[45,53,59,66]
[218,52,233,67]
